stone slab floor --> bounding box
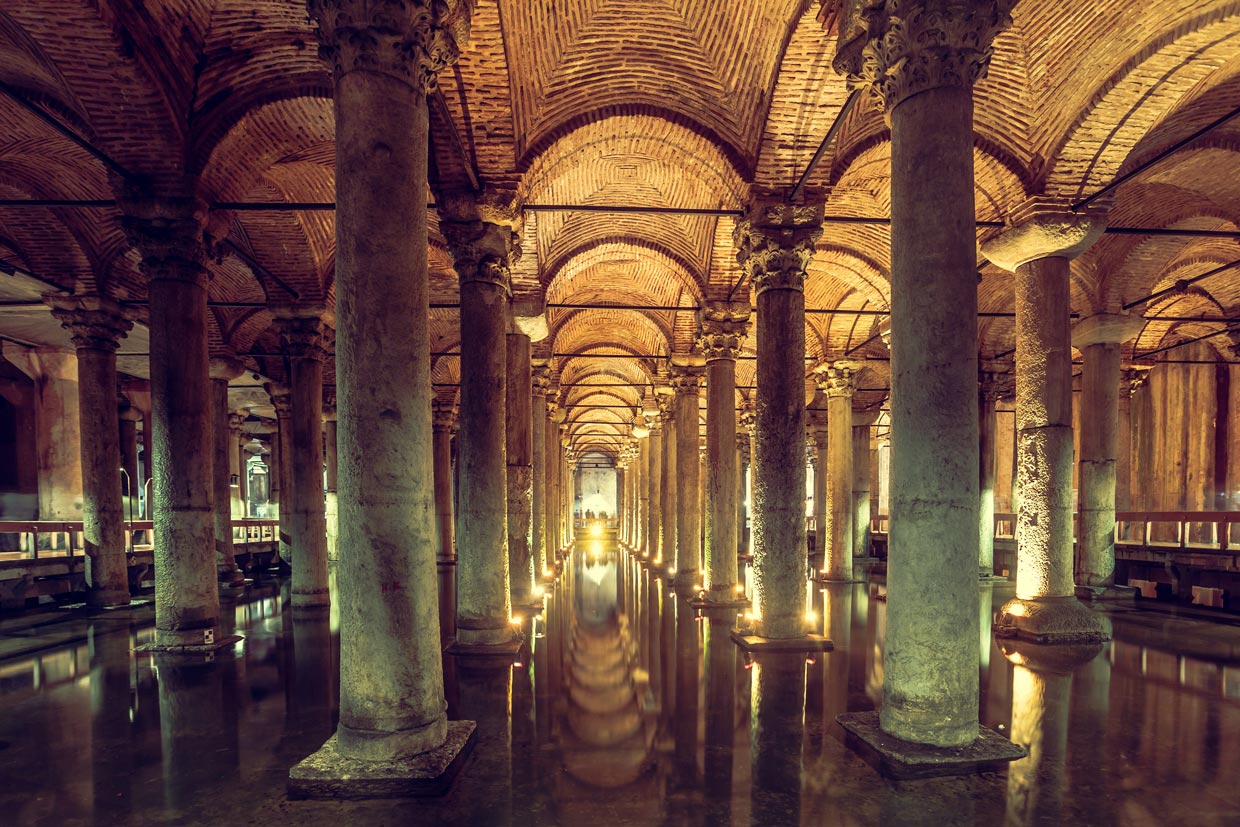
[0,539,1237,826]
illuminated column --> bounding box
[852,409,878,559]
[816,362,862,581]
[228,412,246,519]
[119,189,222,648]
[119,402,141,514]
[1073,315,1144,589]
[671,362,705,588]
[984,206,1109,643]
[835,0,1012,745]
[208,357,246,587]
[809,404,829,572]
[738,406,755,558]
[636,433,650,553]
[647,411,663,559]
[323,400,338,560]
[432,403,455,564]
[506,331,534,605]
[47,295,133,607]
[1116,366,1152,511]
[267,383,293,564]
[699,301,749,601]
[442,205,520,647]
[292,0,472,783]
[658,389,677,567]
[546,402,561,557]
[531,364,550,576]
[978,363,1012,576]
[735,198,822,639]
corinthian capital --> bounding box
[440,212,520,291]
[834,0,1013,113]
[307,0,472,92]
[697,300,751,362]
[273,309,331,361]
[814,360,865,398]
[734,197,824,294]
[117,186,212,287]
[46,294,134,352]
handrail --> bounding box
[0,518,282,562]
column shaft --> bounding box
[852,422,872,559]
[705,356,739,597]
[979,391,998,573]
[825,393,854,580]
[532,374,548,577]
[1078,342,1120,586]
[432,411,455,562]
[673,373,702,587]
[811,426,828,572]
[210,375,244,586]
[506,333,533,603]
[648,424,662,558]
[661,406,677,567]
[288,347,328,607]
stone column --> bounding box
[546,403,562,557]
[532,364,550,577]
[635,433,649,554]
[738,407,754,558]
[267,384,294,564]
[119,190,223,649]
[442,207,520,647]
[267,419,281,511]
[277,314,330,608]
[119,402,141,512]
[671,363,704,588]
[699,302,749,601]
[808,405,829,572]
[815,362,862,581]
[323,402,338,561]
[734,198,822,639]
[852,409,878,560]
[983,206,1108,643]
[237,430,252,518]
[647,413,663,560]
[19,350,84,520]
[48,296,133,607]
[209,358,246,586]
[978,363,1012,576]
[1073,315,1145,589]
[294,0,472,776]
[432,403,456,564]
[506,332,534,605]
[658,390,677,567]
[228,413,245,519]
[1117,366,1152,511]
[835,0,1011,744]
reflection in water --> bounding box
[0,536,1238,825]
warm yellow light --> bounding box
[667,566,676,576]
[734,584,745,594]
[532,585,545,599]
[1006,603,1027,618]
[542,567,552,577]
[804,610,818,625]
[590,524,603,538]
[510,615,523,625]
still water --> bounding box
[0,538,1237,826]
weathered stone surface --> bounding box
[837,711,1026,780]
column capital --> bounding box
[978,361,1014,402]
[669,362,705,394]
[532,362,552,396]
[1121,364,1154,398]
[441,218,519,291]
[432,402,455,432]
[697,300,751,361]
[813,360,865,397]
[46,294,134,352]
[307,0,471,93]
[228,412,246,432]
[739,403,757,436]
[209,356,246,381]
[735,430,751,463]
[1071,313,1145,349]
[981,200,1107,271]
[323,390,338,421]
[834,0,1013,114]
[273,312,331,361]
[734,198,824,294]
[116,187,214,288]
[548,401,565,422]
[266,382,292,418]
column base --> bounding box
[995,595,1110,644]
[1075,583,1136,601]
[291,588,331,609]
[137,628,242,654]
[446,636,523,657]
[85,587,133,609]
[813,573,865,584]
[672,572,701,590]
[218,567,247,588]
[836,711,1025,779]
[979,568,1008,582]
[730,630,833,653]
[288,723,477,799]
[690,593,751,610]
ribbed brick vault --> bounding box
[2,0,1240,456]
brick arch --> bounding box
[0,9,92,134]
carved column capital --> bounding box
[834,0,1013,113]
[117,188,214,288]
[266,383,293,418]
[432,401,455,432]
[306,0,471,93]
[209,356,246,381]
[46,294,134,352]
[440,207,520,291]
[532,361,552,396]
[814,360,865,398]
[739,404,757,437]
[228,413,246,432]
[1121,364,1154,398]
[734,198,824,295]
[697,300,751,361]
[981,199,1107,271]
[978,361,1014,403]
[735,430,751,464]
[669,364,705,395]
[273,312,331,361]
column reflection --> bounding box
[749,652,805,827]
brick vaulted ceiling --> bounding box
[2,1,1240,455]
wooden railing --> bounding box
[0,518,279,561]
[871,511,1240,553]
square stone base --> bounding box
[689,597,752,610]
[836,711,1026,779]
[135,634,242,657]
[730,631,834,652]
[1075,584,1137,601]
[812,575,866,584]
[287,722,477,799]
[445,638,524,659]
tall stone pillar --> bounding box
[738,407,754,558]
[20,350,84,520]
[506,332,534,604]
[815,362,862,581]
[852,410,878,560]
[978,363,1012,575]
[671,363,704,588]
[1073,315,1144,589]
[699,302,749,601]
[983,207,1109,643]
[209,358,246,586]
[734,198,822,639]
[267,418,281,511]
[532,364,550,577]
[808,405,829,572]
[1117,366,1152,511]
[276,311,331,609]
[228,413,245,519]
[647,413,663,559]
[267,384,294,563]
[546,403,562,558]
[119,402,141,511]
[323,402,338,561]
[48,296,133,607]
[635,433,649,554]
[658,390,677,567]
[432,403,456,564]
[834,0,1012,745]
[442,206,520,647]
[119,189,222,649]
[292,0,473,781]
